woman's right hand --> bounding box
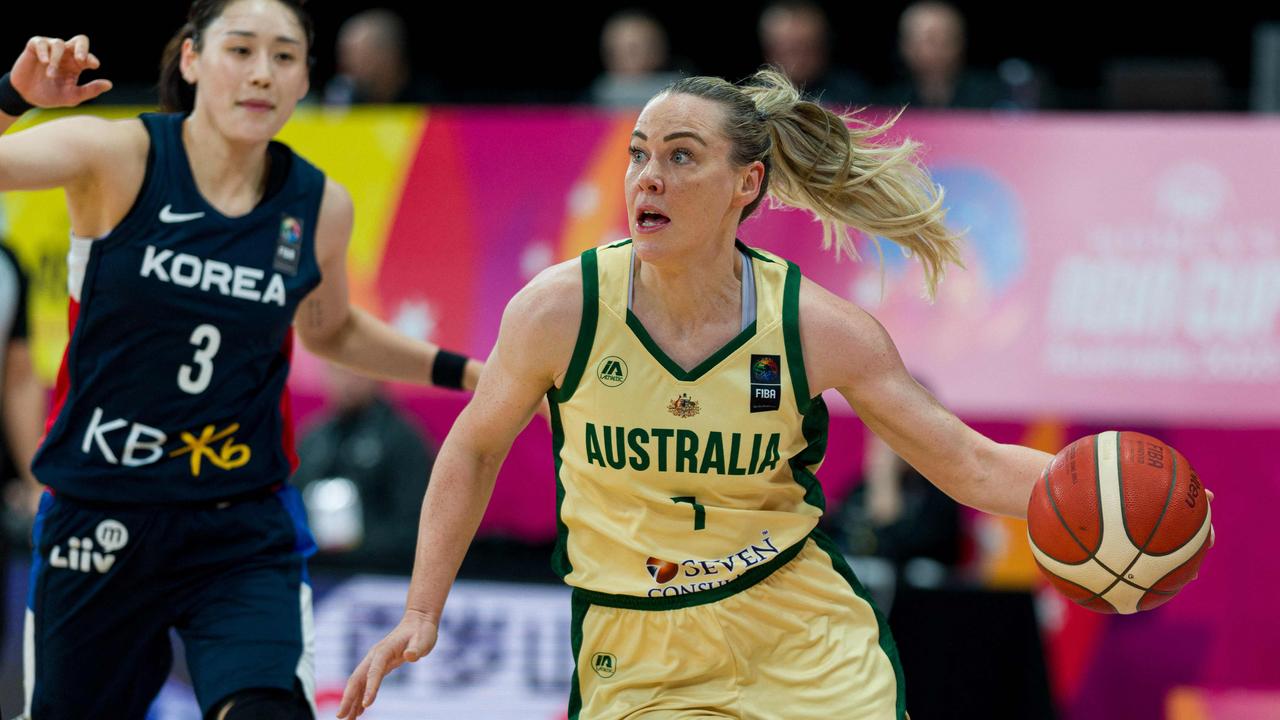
[9,35,112,110]
[337,609,439,718]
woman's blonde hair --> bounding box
[659,69,963,298]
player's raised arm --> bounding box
[338,259,582,718]
[0,36,119,192]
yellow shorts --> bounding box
[568,531,905,719]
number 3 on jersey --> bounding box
[178,324,222,394]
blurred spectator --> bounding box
[832,432,961,571]
[294,364,434,573]
[883,1,1009,109]
[588,10,682,108]
[758,0,871,107]
[324,9,440,105]
[1,242,45,645]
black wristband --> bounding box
[0,73,34,117]
[432,349,470,390]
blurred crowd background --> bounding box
[2,3,1279,719]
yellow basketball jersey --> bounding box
[548,239,830,603]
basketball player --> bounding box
[343,69,1171,719]
[0,2,479,718]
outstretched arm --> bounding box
[337,259,582,718]
[294,179,483,390]
[801,278,1051,518]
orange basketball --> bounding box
[1027,431,1211,614]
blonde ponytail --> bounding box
[662,69,963,299]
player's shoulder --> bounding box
[797,275,899,391]
[47,115,148,161]
[506,257,584,330]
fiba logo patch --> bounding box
[645,556,679,584]
[273,214,303,276]
[597,356,628,387]
[591,652,617,678]
[750,354,781,412]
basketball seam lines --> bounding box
[1040,438,1126,585]
[1086,434,1180,607]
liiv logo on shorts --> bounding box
[597,356,628,387]
[591,652,617,678]
[49,519,129,574]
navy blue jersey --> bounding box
[32,113,325,503]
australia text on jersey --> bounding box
[81,406,251,477]
[584,422,784,476]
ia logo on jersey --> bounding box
[597,356,628,387]
[591,652,617,678]
[49,519,129,574]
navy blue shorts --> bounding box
[23,485,317,719]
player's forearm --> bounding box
[961,441,1053,519]
[403,433,505,624]
[301,306,480,390]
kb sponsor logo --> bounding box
[50,519,129,574]
[597,356,628,387]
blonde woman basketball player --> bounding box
[340,71,1206,718]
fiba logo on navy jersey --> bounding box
[273,215,303,275]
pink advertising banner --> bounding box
[288,109,1280,426]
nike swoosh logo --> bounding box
[159,205,206,223]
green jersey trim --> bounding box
[553,248,600,404]
[549,399,573,578]
[570,533,807,611]
[782,260,812,414]
[811,529,907,719]
[625,311,759,383]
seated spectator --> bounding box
[324,8,441,105]
[294,364,435,574]
[759,0,871,107]
[883,1,1009,109]
[588,10,682,108]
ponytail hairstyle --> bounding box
[661,69,962,299]
[159,0,315,113]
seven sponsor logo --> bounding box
[81,407,250,477]
[50,519,129,574]
[597,356,628,387]
[750,354,781,413]
[644,531,781,597]
[140,245,288,306]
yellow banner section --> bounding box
[0,106,426,381]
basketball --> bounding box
[1027,431,1212,614]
